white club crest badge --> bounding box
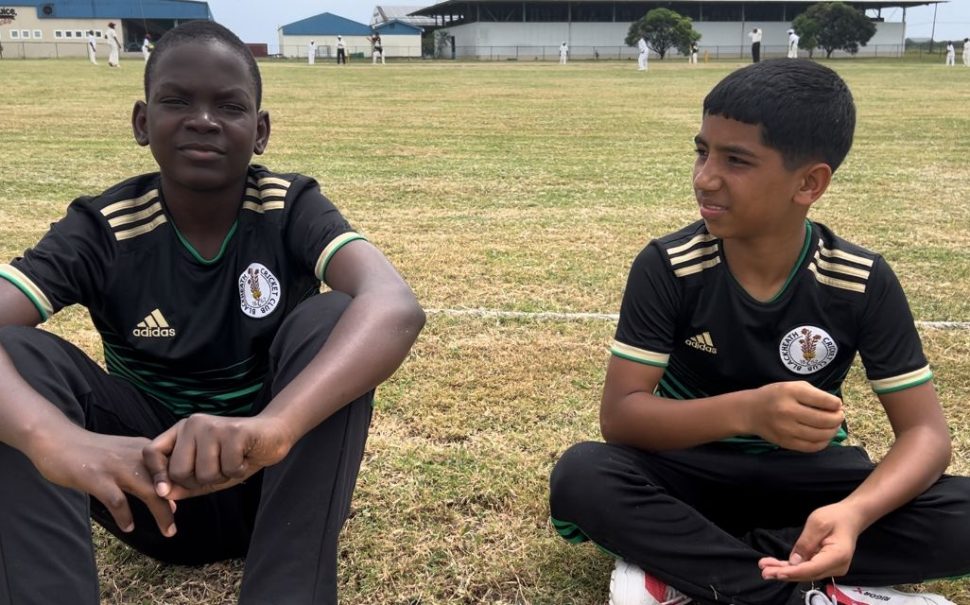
[779,325,838,375]
[238,263,281,318]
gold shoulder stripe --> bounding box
[669,243,718,267]
[107,202,164,229]
[315,232,367,281]
[808,263,866,293]
[242,201,286,214]
[819,244,874,268]
[101,189,159,218]
[114,214,168,241]
[257,177,291,189]
[610,341,669,367]
[0,264,54,319]
[870,365,933,394]
[813,251,870,280]
[673,256,720,278]
[665,233,716,256]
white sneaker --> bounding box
[609,559,692,605]
[804,584,956,605]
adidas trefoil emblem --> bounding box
[133,308,176,338]
[685,331,717,354]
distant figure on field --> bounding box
[559,41,569,64]
[308,40,316,65]
[106,22,121,68]
[369,33,384,64]
[748,27,762,63]
[945,41,955,66]
[787,29,800,59]
[142,34,153,62]
[637,36,649,71]
[336,35,346,64]
[87,30,98,65]
[964,38,970,66]
[689,41,699,65]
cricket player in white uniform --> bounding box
[637,37,649,71]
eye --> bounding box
[727,155,749,166]
[694,148,708,159]
[159,97,188,106]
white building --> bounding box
[409,0,941,60]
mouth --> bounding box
[178,143,226,160]
[698,202,728,219]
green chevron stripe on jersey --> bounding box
[103,340,266,417]
[551,517,589,544]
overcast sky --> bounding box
[204,1,970,50]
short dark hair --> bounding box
[144,21,262,109]
[703,59,855,172]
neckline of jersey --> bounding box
[723,219,813,305]
[171,220,239,265]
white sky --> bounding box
[204,1,970,50]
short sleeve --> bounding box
[284,178,366,286]
[611,243,682,367]
[0,201,111,320]
[857,256,932,394]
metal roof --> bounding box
[372,5,438,27]
[412,0,943,16]
[279,12,372,36]
[7,0,211,20]
[374,19,424,34]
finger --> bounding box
[95,485,135,533]
[770,553,839,582]
[194,433,227,486]
[790,524,826,566]
[135,488,177,538]
[220,436,249,480]
[168,425,200,487]
[143,439,175,498]
[793,384,843,411]
[793,406,845,430]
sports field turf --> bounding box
[0,57,968,604]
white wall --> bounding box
[0,9,126,58]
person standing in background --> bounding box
[307,40,316,65]
[690,41,699,65]
[370,33,384,65]
[87,30,98,65]
[963,38,970,67]
[142,33,153,62]
[637,36,649,71]
[945,41,955,66]
[559,41,569,64]
[106,22,122,68]
[336,35,346,64]
[787,29,800,59]
[748,27,762,63]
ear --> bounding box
[132,100,149,147]
[253,110,271,156]
[792,162,832,209]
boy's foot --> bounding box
[804,584,956,605]
[609,559,692,605]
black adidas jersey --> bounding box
[0,165,364,418]
[611,220,932,450]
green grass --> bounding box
[1,57,969,604]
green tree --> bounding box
[625,8,701,60]
[792,2,876,59]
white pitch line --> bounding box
[427,308,970,330]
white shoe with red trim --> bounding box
[804,584,955,605]
[609,559,692,605]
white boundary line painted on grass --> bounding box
[427,308,970,330]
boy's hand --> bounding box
[748,381,844,451]
[143,414,293,500]
[758,502,863,581]
[30,429,177,537]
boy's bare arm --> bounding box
[761,381,950,581]
[0,280,177,537]
[600,356,844,451]
[145,239,426,498]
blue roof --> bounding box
[374,20,423,35]
[9,0,211,20]
[280,12,372,36]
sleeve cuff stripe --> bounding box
[870,366,933,394]
[610,341,669,367]
[314,232,367,282]
[0,265,52,320]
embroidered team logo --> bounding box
[238,263,281,318]
[779,325,837,375]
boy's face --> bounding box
[132,40,268,194]
[692,114,808,240]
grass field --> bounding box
[1,57,969,604]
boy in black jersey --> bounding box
[0,22,424,605]
[549,60,970,605]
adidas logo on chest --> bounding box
[685,331,717,354]
[133,308,176,338]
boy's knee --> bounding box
[0,325,50,362]
[550,441,615,511]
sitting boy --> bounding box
[549,60,970,605]
[0,21,425,605]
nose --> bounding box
[186,106,219,133]
[693,157,721,192]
